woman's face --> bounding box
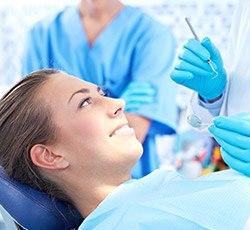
[41,72,143,177]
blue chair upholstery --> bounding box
[0,167,83,230]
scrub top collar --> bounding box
[61,5,132,50]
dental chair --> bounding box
[0,166,83,230]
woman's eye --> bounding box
[100,90,109,97]
[99,86,110,97]
[79,98,91,108]
[100,92,108,97]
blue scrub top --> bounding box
[79,169,250,229]
[21,6,177,178]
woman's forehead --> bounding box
[36,73,96,106]
[47,73,96,91]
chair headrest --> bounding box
[0,166,83,230]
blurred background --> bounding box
[0,0,236,178]
[0,0,236,88]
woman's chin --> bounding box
[130,140,143,158]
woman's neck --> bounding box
[78,0,123,19]
[74,184,118,217]
[61,172,130,217]
[78,0,124,47]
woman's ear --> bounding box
[30,144,69,170]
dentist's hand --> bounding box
[208,113,250,176]
[120,81,156,112]
[170,37,227,100]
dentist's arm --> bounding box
[120,81,155,143]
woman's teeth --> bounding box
[112,125,134,137]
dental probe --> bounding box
[185,17,218,78]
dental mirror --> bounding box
[187,114,212,128]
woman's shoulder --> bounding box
[123,6,164,27]
[29,6,78,34]
[121,6,172,38]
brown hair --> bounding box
[0,69,70,202]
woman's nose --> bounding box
[108,98,125,118]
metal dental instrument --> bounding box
[184,18,216,129]
[185,17,218,79]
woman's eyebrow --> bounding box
[68,88,90,103]
[68,86,100,103]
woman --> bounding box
[1,69,250,229]
[21,0,177,179]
